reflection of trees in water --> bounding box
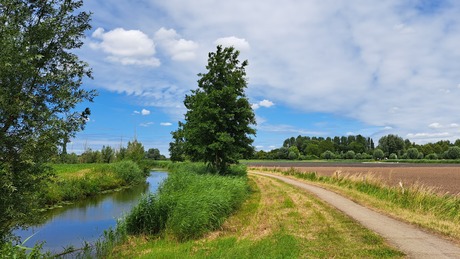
[15,172,168,252]
[36,173,167,225]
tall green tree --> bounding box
[0,0,95,241]
[101,145,115,163]
[175,46,256,174]
[378,134,405,157]
[126,140,145,163]
[169,124,185,162]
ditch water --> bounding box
[14,171,168,254]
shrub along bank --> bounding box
[41,160,147,206]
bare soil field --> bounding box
[247,162,460,195]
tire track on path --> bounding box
[251,171,460,258]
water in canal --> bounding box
[14,171,168,253]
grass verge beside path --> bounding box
[108,172,403,258]
[255,167,460,242]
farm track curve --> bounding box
[251,171,460,258]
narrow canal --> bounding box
[14,171,168,253]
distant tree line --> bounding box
[253,134,460,160]
[55,139,166,164]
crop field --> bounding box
[247,162,460,195]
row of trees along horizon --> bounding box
[57,139,166,164]
[253,134,460,160]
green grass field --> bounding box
[107,174,403,258]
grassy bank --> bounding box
[95,162,251,257]
[258,167,460,241]
[1,160,148,258]
[106,171,403,258]
[41,161,147,206]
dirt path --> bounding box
[251,171,460,258]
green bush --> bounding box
[321,150,334,160]
[124,170,249,241]
[426,153,438,160]
[111,160,144,184]
[446,146,460,159]
[345,150,356,159]
[389,153,397,159]
[373,149,384,160]
[407,148,420,159]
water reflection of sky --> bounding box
[14,171,168,253]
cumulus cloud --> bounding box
[133,109,151,115]
[160,122,173,126]
[90,27,160,66]
[154,28,198,61]
[214,36,250,51]
[259,99,274,108]
[252,99,274,110]
[141,109,151,115]
[82,1,460,144]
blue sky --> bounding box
[70,0,460,156]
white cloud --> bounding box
[214,36,250,51]
[257,123,326,136]
[429,123,442,129]
[140,122,154,127]
[155,28,199,61]
[406,132,451,139]
[141,109,151,116]
[160,122,173,126]
[90,27,160,66]
[252,99,274,110]
[81,1,460,144]
[259,99,274,108]
[428,123,460,129]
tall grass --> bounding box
[41,161,145,206]
[166,162,248,176]
[124,170,250,241]
[273,167,460,223]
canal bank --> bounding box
[14,171,168,254]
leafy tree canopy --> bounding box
[173,46,256,174]
[0,0,95,241]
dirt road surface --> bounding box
[252,171,460,258]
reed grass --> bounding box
[124,170,250,241]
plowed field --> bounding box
[247,162,460,195]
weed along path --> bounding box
[251,171,460,258]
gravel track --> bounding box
[252,171,460,258]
